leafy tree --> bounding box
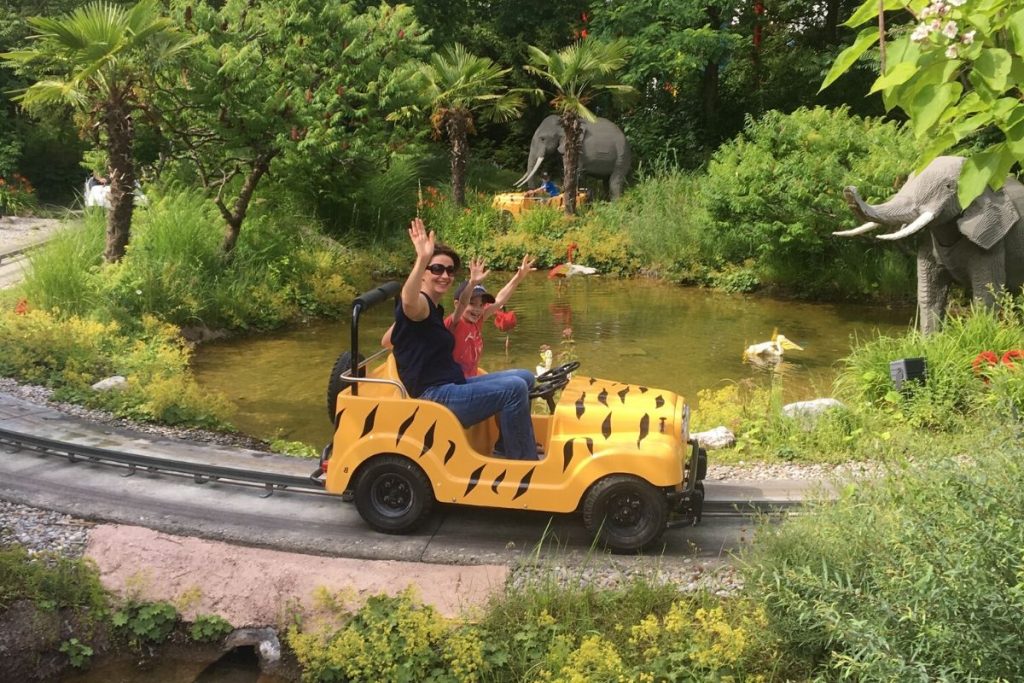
[525,39,634,215]
[822,0,1024,206]
[700,106,918,298]
[590,0,884,166]
[397,43,525,206]
[2,0,195,261]
[157,0,427,251]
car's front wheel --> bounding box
[354,455,434,534]
[582,475,668,553]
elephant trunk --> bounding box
[844,185,919,226]
[514,156,544,188]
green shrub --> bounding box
[834,301,1024,429]
[0,173,38,215]
[21,215,105,316]
[189,613,234,642]
[699,106,918,299]
[112,601,179,645]
[0,546,107,612]
[743,431,1024,680]
[0,308,232,428]
[59,638,94,668]
[586,167,707,280]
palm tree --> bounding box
[417,44,525,206]
[3,0,194,262]
[525,39,634,215]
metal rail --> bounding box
[0,426,801,513]
[0,427,327,498]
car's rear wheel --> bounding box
[354,455,434,534]
[326,351,364,422]
[582,475,668,553]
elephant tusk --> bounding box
[833,222,881,237]
[514,156,544,188]
[876,211,935,241]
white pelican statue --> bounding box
[743,331,804,363]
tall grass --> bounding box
[21,213,104,315]
[744,429,1024,680]
[587,167,707,279]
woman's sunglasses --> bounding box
[426,264,457,276]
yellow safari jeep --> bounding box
[319,283,706,553]
[492,189,589,219]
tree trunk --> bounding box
[824,0,840,44]
[561,113,583,216]
[701,6,722,126]
[447,113,469,207]
[218,152,274,254]
[103,98,135,263]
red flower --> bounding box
[13,298,29,315]
[494,308,517,332]
[1001,349,1024,368]
[972,350,1000,382]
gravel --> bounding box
[0,500,91,559]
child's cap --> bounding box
[454,281,496,304]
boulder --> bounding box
[691,426,735,450]
[90,376,126,392]
[782,398,844,422]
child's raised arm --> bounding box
[449,256,488,328]
[485,254,536,321]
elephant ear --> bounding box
[959,184,1021,249]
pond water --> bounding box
[192,274,914,448]
[61,646,285,682]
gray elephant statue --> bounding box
[514,114,631,200]
[835,155,1024,334]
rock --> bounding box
[90,376,126,392]
[782,398,844,421]
[691,426,735,449]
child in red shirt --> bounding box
[446,254,535,377]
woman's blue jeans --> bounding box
[420,369,538,460]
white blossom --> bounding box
[946,45,959,59]
[920,5,934,18]
[930,19,943,31]
[911,24,932,42]
[947,0,966,6]
[942,21,958,39]
[961,30,976,45]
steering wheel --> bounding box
[535,361,581,384]
[529,361,581,412]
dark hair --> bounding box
[432,242,461,271]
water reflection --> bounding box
[61,647,281,683]
[192,275,913,448]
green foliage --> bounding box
[288,589,452,682]
[270,437,319,458]
[288,581,776,682]
[160,0,429,241]
[0,173,38,215]
[0,307,233,428]
[824,0,1024,207]
[189,613,234,643]
[586,167,706,280]
[700,106,918,298]
[59,638,94,668]
[744,432,1024,680]
[0,545,108,613]
[112,600,179,645]
[835,299,1024,428]
[25,190,358,331]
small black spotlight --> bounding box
[890,357,927,390]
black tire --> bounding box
[582,475,668,554]
[326,351,364,421]
[354,455,434,534]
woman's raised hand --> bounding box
[408,217,434,261]
[468,256,489,285]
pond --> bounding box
[192,274,914,449]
